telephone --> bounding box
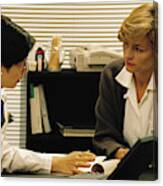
[70,46,122,72]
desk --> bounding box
[2,168,156,180]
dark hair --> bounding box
[1,15,35,68]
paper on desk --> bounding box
[79,157,120,176]
[91,159,120,175]
[78,156,106,173]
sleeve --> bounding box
[1,135,52,174]
[93,66,126,158]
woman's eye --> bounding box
[135,47,144,52]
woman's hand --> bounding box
[114,147,130,160]
[51,151,96,175]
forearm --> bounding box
[2,140,52,174]
[93,135,125,158]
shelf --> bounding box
[26,70,100,152]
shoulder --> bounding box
[101,59,124,81]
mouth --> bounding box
[126,61,135,67]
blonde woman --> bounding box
[1,15,95,175]
[93,3,157,160]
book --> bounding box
[30,84,43,134]
[38,85,52,133]
[56,122,95,137]
[30,84,51,134]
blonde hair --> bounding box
[118,3,156,45]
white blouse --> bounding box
[115,67,157,147]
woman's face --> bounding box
[123,36,154,75]
[1,60,27,88]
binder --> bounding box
[30,85,51,134]
[38,85,52,133]
[30,85,43,134]
[108,136,158,180]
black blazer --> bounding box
[93,60,130,157]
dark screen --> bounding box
[44,72,100,128]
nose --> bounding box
[124,46,134,61]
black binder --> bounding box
[108,136,158,180]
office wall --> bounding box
[1,0,152,148]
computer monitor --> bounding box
[44,72,100,128]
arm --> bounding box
[2,136,95,175]
[93,64,129,158]
[1,136,52,174]
[1,101,52,174]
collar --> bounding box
[115,66,133,88]
[115,67,156,91]
[1,89,7,102]
[147,73,156,91]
